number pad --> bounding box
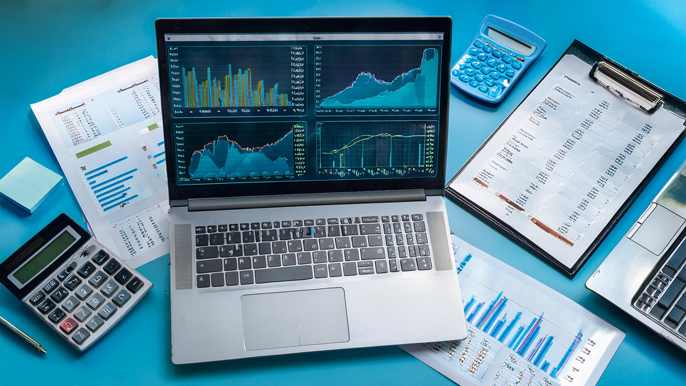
[452,38,523,98]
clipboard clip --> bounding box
[590,61,663,113]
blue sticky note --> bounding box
[0,157,63,213]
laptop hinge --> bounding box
[186,189,426,211]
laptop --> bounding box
[155,17,467,364]
[587,159,686,351]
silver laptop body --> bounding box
[587,160,686,351]
[155,17,467,364]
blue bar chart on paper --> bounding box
[314,45,440,115]
[316,121,437,178]
[406,235,625,386]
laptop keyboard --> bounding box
[193,214,433,288]
[635,237,686,338]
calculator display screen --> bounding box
[487,27,534,55]
[12,231,77,284]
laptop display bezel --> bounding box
[155,17,452,201]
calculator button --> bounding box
[505,69,515,78]
[86,315,104,332]
[114,268,132,284]
[112,289,131,307]
[468,80,478,88]
[502,55,513,64]
[57,269,69,281]
[486,58,498,67]
[476,52,487,62]
[37,299,56,314]
[512,60,523,69]
[72,328,90,345]
[489,86,502,98]
[91,250,109,265]
[42,278,59,294]
[470,61,482,69]
[100,279,119,297]
[475,73,485,82]
[88,271,107,288]
[483,44,493,53]
[473,40,483,48]
[468,47,478,56]
[464,68,476,76]
[77,261,96,278]
[73,306,92,322]
[75,284,93,300]
[451,69,459,76]
[64,275,82,291]
[48,308,66,323]
[86,293,105,310]
[103,259,121,275]
[98,302,117,320]
[480,66,491,75]
[458,74,469,83]
[59,318,78,334]
[126,277,144,294]
[463,56,473,63]
[496,63,507,73]
[50,286,69,303]
[478,85,488,93]
[29,291,45,305]
[62,296,80,312]
[492,50,503,58]
[484,78,495,87]
[489,71,501,80]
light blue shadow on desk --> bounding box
[0,157,63,214]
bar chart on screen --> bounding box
[402,235,624,386]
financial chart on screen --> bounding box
[165,32,443,186]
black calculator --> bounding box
[0,214,152,351]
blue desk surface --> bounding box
[1,0,685,384]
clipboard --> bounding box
[447,40,686,277]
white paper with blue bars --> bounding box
[31,57,169,268]
[402,234,624,386]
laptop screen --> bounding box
[163,32,444,187]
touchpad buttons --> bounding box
[241,288,350,351]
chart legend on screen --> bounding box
[315,45,440,116]
[168,46,306,117]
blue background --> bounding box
[1,0,685,384]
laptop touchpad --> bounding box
[630,205,685,255]
[241,288,350,351]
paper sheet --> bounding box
[31,57,170,268]
[449,54,686,269]
[402,234,625,386]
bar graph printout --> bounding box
[402,235,624,386]
[31,57,169,268]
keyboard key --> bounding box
[243,244,258,256]
[341,225,358,236]
[88,271,107,288]
[226,232,241,244]
[72,328,90,345]
[220,245,242,257]
[404,223,413,233]
[238,257,252,270]
[665,307,685,329]
[417,257,432,270]
[258,242,272,255]
[368,235,383,246]
[314,264,328,278]
[62,296,80,312]
[114,268,132,284]
[398,246,407,258]
[252,256,267,269]
[240,271,254,285]
[86,315,104,332]
[361,247,385,260]
[293,220,303,227]
[303,239,319,251]
[329,263,342,277]
[29,291,45,305]
[408,245,417,257]
[219,225,228,232]
[207,225,217,233]
[393,223,402,233]
[344,249,360,261]
[73,306,92,322]
[414,221,426,232]
[50,287,69,303]
[359,267,374,275]
[197,274,210,288]
[411,214,423,221]
[279,229,293,240]
[272,241,287,253]
[210,233,224,245]
[261,222,272,229]
[48,308,66,323]
[663,266,676,277]
[101,279,119,297]
[92,250,109,265]
[401,258,417,271]
[650,304,667,319]
[416,233,428,244]
[195,226,206,233]
[320,238,335,250]
[196,234,209,246]
[351,236,368,248]
[391,215,400,222]
[283,253,297,266]
[304,219,315,226]
[37,299,56,314]
[75,284,93,300]
[297,252,312,264]
[288,240,303,252]
[362,216,379,223]
[267,255,281,267]
[98,302,117,320]
[261,230,278,242]
[387,247,396,258]
[375,260,388,274]
[225,272,239,286]
[359,224,381,235]
[335,237,351,249]
[418,245,430,257]
[358,261,373,268]
[103,259,121,275]
[59,318,78,334]
[381,216,390,222]
[210,273,225,287]
[224,258,238,271]
[328,250,343,262]
[86,293,106,310]
[327,225,341,237]
[313,251,327,263]
[383,224,392,234]
[342,262,357,276]
[658,280,685,309]
[64,275,82,291]
[313,226,326,238]
[389,260,399,272]
[112,289,132,307]
[242,231,256,243]
[229,224,239,231]
[196,246,219,259]
[240,223,249,230]
[666,251,686,270]
[251,222,260,230]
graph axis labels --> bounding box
[314,45,441,116]
[168,45,306,118]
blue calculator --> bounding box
[451,15,546,103]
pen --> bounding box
[0,316,47,354]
